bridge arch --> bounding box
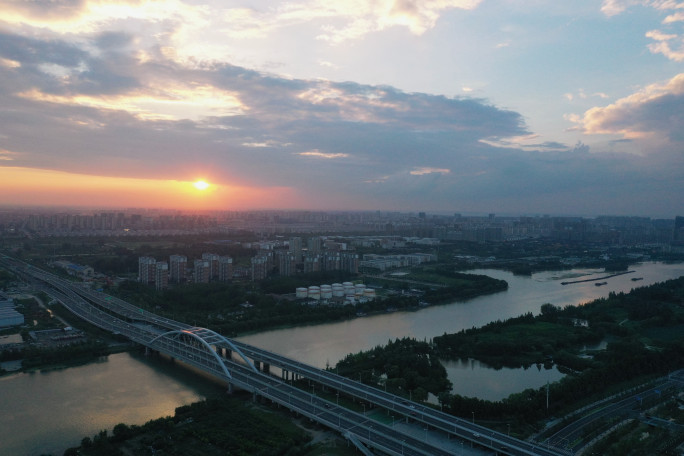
[149,327,259,380]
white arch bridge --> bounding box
[2,256,569,456]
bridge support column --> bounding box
[263,363,270,374]
[254,361,261,371]
[226,383,233,394]
[144,346,150,356]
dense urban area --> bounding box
[1,208,684,456]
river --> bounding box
[0,352,223,456]
[1,261,683,455]
[237,261,684,397]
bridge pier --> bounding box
[226,383,233,395]
[263,363,270,374]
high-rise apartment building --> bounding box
[289,237,303,263]
[169,255,187,283]
[340,252,359,273]
[251,255,269,281]
[322,252,340,271]
[307,237,322,254]
[218,256,233,282]
[277,251,297,276]
[193,259,210,283]
[303,254,321,273]
[138,257,156,284]
[202,253,220,280]
[155,262,169,290]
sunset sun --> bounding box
[193,180,210,191]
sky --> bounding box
[0,0,683,217]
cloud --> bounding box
[600,0,634,17]
[0,0,484,61]
[1,2,682,215]
[298,150,350,159]
[646,29,684,61]
[409,167,450,175]
[0,149,18,161]
[581,73,684,143]
[480,134,570,152]
[0,27,528,196]
[664,11,684,23]
[599,1,684,62]
[311,0,484,43]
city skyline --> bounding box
[1,1,683,216]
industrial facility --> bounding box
[295,282,376,305]
[0,292,24,328]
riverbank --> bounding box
[1,341,134,376]
[560,270,635,285]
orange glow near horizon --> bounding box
[0,167,297,210]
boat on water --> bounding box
[631,277,643,281]
[595,282,608,286]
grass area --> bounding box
[643,324,684,342]
[434,317,601,368]
[403,271,473,286]
[304,443,359,456]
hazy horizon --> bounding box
[0,203,679,221]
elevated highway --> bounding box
[2,255,568,456]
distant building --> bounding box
[303,253,321,273]
[307,237,322,254]
[674,216,684,243]
[251,255,269,281]
[155,262,169,290]
[0,292,24,328]
[289,237,303,263]
[193,259,210,283]
[53,260,94,279]
[218,256,233,282]
[322,252,340,271]
[202,253,220,280]
[138,257,156,284]
[277,251,297,277]
[340,252,359,274]
[169,255,187,283]
[673,216,684,252]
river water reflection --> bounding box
[238,262,684,396]
[0,352,222,456]
[441,360,565,401]
[2,262,683,455]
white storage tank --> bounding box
[308,286,321,300]
[342,282,354,287]
[320,284,333,299]
[363,288,376,299]
[296,287,308,298]
[354,283,366,297]
[332,285,345,297]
